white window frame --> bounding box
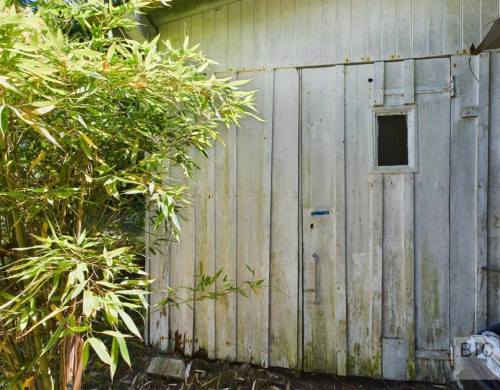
[371,105,418,173]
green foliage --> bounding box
[0,1,257,389]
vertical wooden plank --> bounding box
[269,68,299,369]
[372,62,384,107]
[308,0,323,65]
[302,66,339,374]
[412,0,427,57]
[148,213,170,351]
[449,55,478,339]
[337,0,351,63]
[166,20,181,48]
[370,173,383,378]
[404,59,414,105]
[351,0,367,62]
[428,0,444,56]
[444,0,461,54]
[203,9,215,65]
[190,13,204,48]
[228,2,242,71]
[322,0,338,64]
[381,0,397,60]
[254,0,268,68]
[178,17,191,45]
[295,0,308,66]
[463,0,480,54]
[214,5,229,72]
[168,168,196,356]
[487,51,500,326]
[267,0,281,69]
[214,104,237,361]
[366,0,382,62]
[403,173,416,381]
[481,0,498,39]
[475,52,489,332]
[396,0,412,60]
[334,64,347,377]
[193,147,216,358]
[414,57,450,382]
[345,63,379,377]
[241,0,255,69]
[236,70,272,367]
[281,0,296,67]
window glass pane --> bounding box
[377,115,408,166]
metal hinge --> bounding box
[450,75,458,97]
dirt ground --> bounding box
[84,347,459,390]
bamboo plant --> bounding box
[0,1,257,389]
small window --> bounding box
[377,115,408,166]
[372,106,417,173]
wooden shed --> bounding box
[143,0,500,383]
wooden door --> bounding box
[302,58,451,381]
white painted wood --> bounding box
[381,0,397,60]
[463,0,481,54]
[366,0,382,62]
[487,52,500,326]
[337,0,351,63]
[240,0,255,69]
[404,59,415,105]
[192,138,216,359]
[481,0,498,40]
[345,63,380,377]
[411,0,427,57]
[444,0,461,55]
[308,0,323,66]
[280,0,295,67]
[428,0,444,56]
[269,68,299,369]
[190,13,204,48]
[178,16,191,44]
[213,5,229,73]
[475,52,489,333]
[372,61,384,107]
[396,0,412,60]
[266,0,281,69]
[202,9,215,64]
[449,55,478,339]
[334,65,347,377]
[350,0,366,63]
[413,57,451,382]
[214,114,237,361]
[294,0,308,66]
[228,2,242,71]
[302,66,341,373]
[168,165,196,356]
[254,0,268,68]
[322,0,338,64]
[236,70,272,367]
[166,20,181,47]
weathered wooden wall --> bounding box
[149,0,499,71]
[145,0,500,385]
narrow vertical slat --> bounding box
[322,0,338,64]
[475,52,489,332]
[337,0,351,63]
[396,0,412,60]
[351,0,367,62]
[214,5,229,72]
[190,13,204,48]
[194,148,216,358]
[334,64,347,377]
[295,0,308,66]
[412,0,427,57]
[487,52,500,326]
[444,0,461,55]
[373,61,384,107]
[404,173,416,381]
[178,17,192,44]
[370,173,383,378]
[166,20,181,47]
[463,0,480,53]
[168,168,196,356]
[308,0,323,65]
[215,107,237,361]
[228,2,242,70]
[381,0,397,60]
[428,0,444,55]
[254,0,268,68]
[449,55,478,338]
[281,0,296,67]
[404,59,415,104]
[270,68,299,369]
[203,10,215,63]
[366,0,382,62]
[241,0,255,69]
[236,70,272,367]
[267,0,282,69]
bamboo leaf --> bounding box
[28,151,47,173]
[88,337,112,365]
[117,309,142,340]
